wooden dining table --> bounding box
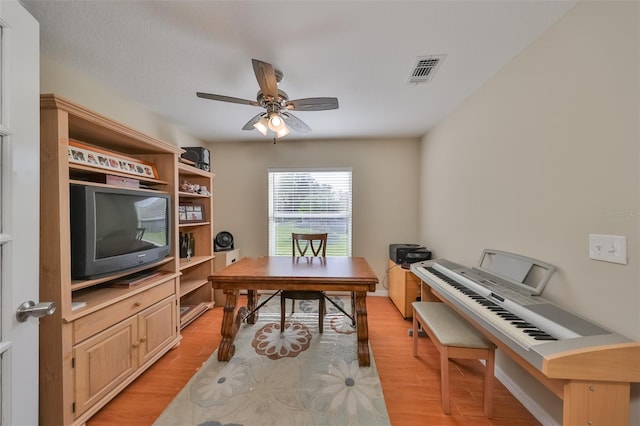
[208,256,379,366]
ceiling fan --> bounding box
[196,58,339,139]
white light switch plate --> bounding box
[589,234,627,264]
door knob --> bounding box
[16,301,56,322]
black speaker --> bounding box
[181,147,211,172]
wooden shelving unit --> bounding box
[177,162,215,329]
[180,277,208,293]
[38,94,186,426]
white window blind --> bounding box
[268,169,352,256]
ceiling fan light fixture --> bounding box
[268,113,284,131]
[276,125,290,138]
[253,115,269,136]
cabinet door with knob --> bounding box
[73,296,177,417]
[74,316,138,417]
[138,297,177,365]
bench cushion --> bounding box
[412,302,494,349]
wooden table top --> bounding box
[209,256,378,292]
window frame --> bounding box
[267,167,353,257]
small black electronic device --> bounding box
[389,243,420,263]
[181,147,211,172]
[214,231,234,251]
[402,248,432,264]
[389,243,432,265]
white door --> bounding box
[0,2,40,425]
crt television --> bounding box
[70,183,172,279]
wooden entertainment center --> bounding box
[39,94,215,425]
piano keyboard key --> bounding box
[421,266,557,349]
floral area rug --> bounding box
[154,295,390,426]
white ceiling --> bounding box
[21,0,577,143]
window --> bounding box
[268,169,352,256]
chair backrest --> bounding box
[292,233,327,257]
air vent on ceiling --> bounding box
[409,54,446,84]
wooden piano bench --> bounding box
[412,301,496,417]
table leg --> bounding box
[354,291,371,367]
[246,289,259,324]
[217,288,243,361]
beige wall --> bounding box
[39,56,205,148]
[419,1,639,423]
[208,138,420,288]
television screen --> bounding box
[95,192,168,259]
[70,184,171,279]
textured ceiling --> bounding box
[22,0,577,143]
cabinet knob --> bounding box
[134,301,142,307]
[132,340,139,348]
[140,336,147,343]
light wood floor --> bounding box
[87,296,541,426]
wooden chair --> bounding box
[280,233,328,333]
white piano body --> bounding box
[411,249,640,425]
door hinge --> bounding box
[71,357,75,368]
[72,402,75,413]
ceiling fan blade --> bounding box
[251,59,279,100]
[196,92,260,107]
[242,113,265,130]
[281,112,311,133]
[285,97,339,111]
